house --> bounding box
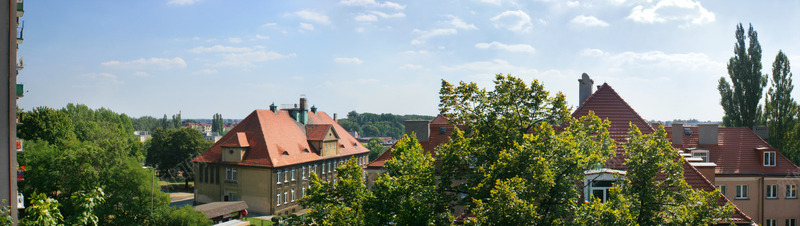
[133,130,151,142]
[192,97,371,216]
[665,123,800,225]
[199,131,223,143]
[184,122,213,133]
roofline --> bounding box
[571,83,655,133]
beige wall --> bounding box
[716,176,800,224]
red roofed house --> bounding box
[192,97,370,216]
[665,123,800,224]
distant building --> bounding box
[133,131,151,142]
[192,97,370,215]
[199,131,222,143]
[184,122,212,133]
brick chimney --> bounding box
[405,120,430,142]
[671,123,683,145]
[578,73,594,107]
[753,125,769,141]
[698,124,718,145]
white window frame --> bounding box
[716,185,726,196]
[277,170,281,184]
[291,189,295,202]
[691,150,709,163]
[302,166,306,179]
[328,162,332,173]
[231,168,237,182]
[766,184,778,199]
[736,185,748,199]
[788,184,797,198]
[787,219,797,226]
[225,168,231,181]
[284,191,288,204]
[766,219,777,226]
[302,187,306,196]
[764,151,776,166]
[284,170,288,183]
[291,168,295,181]
[276,193,281,206]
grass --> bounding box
[243,217,273,226]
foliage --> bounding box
[131,116,160,133]
[579,124,733,225]
[20,193,63,226]
[337,111,434,139]
[369,134,452,225]
[719,23,768,128]
[211,113,225,133]
[764,50,798,162]
[145,127,212,176]
[67,187,105,226]
[18,106,76,146]
[364,137,387,161]
[300,158,371,226]
[145,205,211,226]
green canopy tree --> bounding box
[718,23,767,128]
[300,158,371,225]
[146,127,212,187]
[764,50,798,161]
[364,137,386,161]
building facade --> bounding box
[192,98,370,215]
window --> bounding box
[276,193,281,206]
[302,187,306,196]
[788,184,797,198]
[284,170,288,183]
[334,160,338,171]
[322,163,326,174]
[735,185,748,199]
[328,162,332,173]
[764,151,776,166]
[691,150,709,162]
[291,189,295,202]
[284,191,288,204]
[210,166,216,184]
[766,219,777,226]
[291,169,295,181]
[590,180,614,202]
[232,168,237,181]
[226,167,237,181]
[716,185,726,195]
[766,184,778,199]
[439,127,446,135]
[277,170,282,184]
[787,219,797,226]
[302,166,306,179]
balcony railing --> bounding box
[16,84,23,97]
[16,2,22,17]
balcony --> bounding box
[16,2,22,17]
[16,84,23,97]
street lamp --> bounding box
[142,166,155,214]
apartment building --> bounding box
[192,98,370,215]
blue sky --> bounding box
[17,0,800,121]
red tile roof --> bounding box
[221,132,249,148]
[681,159,751,221]
[305,124,334,141]
[193,110,369,168]
[366,115,460,170]
[667,126,800,176]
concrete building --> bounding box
[0,1,24,222]
[192,98,370,216]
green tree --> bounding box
[20,193,63,226]
[719,23,767,128]
[146,127,212,187]
[131,116,161,133]
[161,114,170,130]
[301,158,371,225]
[18,107,76,146]
[436,74,615,224]
[364,137,386,161]
[211,113,225,134]
[146,206,211,225]
[765,50,797,157]
[172,112,182,129]
[579,124,732,225]
[369,134,452,225]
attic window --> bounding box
[340,144,345,148]
[440,127,446,135]
[303,148,309,153]
[282,151,289,156]
[228,150,234,155]
[684,128,691,136]
[353,143,357,147]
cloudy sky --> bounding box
[17,0,800,121]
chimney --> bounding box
[578,73,594,106]
[299,95,307,110]
[671,123,683,145]
[333,113,337,121]
[310,105,317,114]
[404,120,430,142]
[698,124,719,145]
[269,102,277,113]
[753,125,769,141]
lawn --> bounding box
[243,217,273,226]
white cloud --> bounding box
[167,0,198,6]
[478,0,502,5]
[447,15,478,30]
[401,50,430,54]
[294,10,331,24]
[263,22,278,27]
[571,15,609,27]
[411,28,457,45]
[81,72,122,84]
[400,64,423,69]
[579,48,605,57]
[340,0,406,10]
[581,48,723,72]
[133,71,149,77]
[218,51,295,67]
[228,37,242,43]
[627,0,715,26]
[491,10,533,32]
[192,69,218,75]
[299,23,315,31]
[101,57,187,70]
[475,42,535,53]
[369,11,405,19]
[189,45,255,53]
[255,34,270,40]
[355,14,378,22]
[334,57,364,64]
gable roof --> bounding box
[193,109,369,168]
[306,124,334,141]
[667,126,800,176]
[221,132,249,148]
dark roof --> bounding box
[667,126,800,176]
[193,110,369,168]
[194,201,248,219]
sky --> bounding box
[17,0,800,121]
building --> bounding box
[199,131,222,143]
[0,1,25,222]
[666,123,800,224]
[192,98,370,216]
[184,122,213,133]
[134,130,151,142]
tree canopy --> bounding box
[719,23,767,128]
[337,111,434,139]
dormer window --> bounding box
[764,151,776,166]
[691,150,709,162]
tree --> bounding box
[161,114,169,130]
[719,23,767,128]
[764,50,797,157]
[300,158,372,225]
[18,107,76,146]
[211,113,224,134]
[146,206,211,225]
[364,137,386,161]
[146,127,212,187]
[369,135,452,225]
[436,74,616,224]
[172,112,182,129]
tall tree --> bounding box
[719,23,767,128]
[146,127,212,187]
[172,112,182,129]
[364,137,387,161]
[160,114,169,130]
[301,158,372,225]
[764,50,797,153]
